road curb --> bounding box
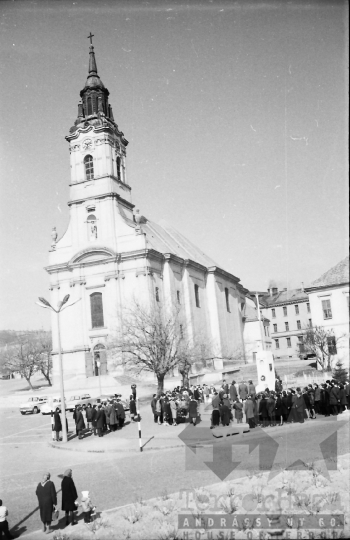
[48,440,185,453]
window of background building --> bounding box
[177,290,181,304]
[307,302,311,313]
[180,324,183,338]
[84,154,94,180]
[285,322,289,331]
[90,292,104,328]
[295,305,299,315]
[287,337,291,347]
[283,306,287,316]
[322,299,332,319]
[155,287,160,302]
[194,284,200,308]
[273,324,277,332]
[327,336,337,355]
[297,320,301,330]
[225,287,230,312]
[309,319,312,327]
[275,339,279,349]
[272,308,276,318]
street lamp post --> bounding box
[36,294,80,444]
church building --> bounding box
[45,41,248,384]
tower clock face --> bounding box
[82,139,93,151]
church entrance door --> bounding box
[93,344,108,376]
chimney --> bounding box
[301,282,304,292]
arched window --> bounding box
[87,96,92,115]
[116,156,121,182]
[90,293,104,328]
[84,155,94,180]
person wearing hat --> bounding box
[80,491,95,523]
[248,380,256,398]
[115,399,125,429]
[259,393,269,427]
[238,381,248,402]
[294,389,306,423]
[229,381,238,404]
[95,405,104,437]
[220,395,231,426]
[210,391,221,428]
[131,384,137,400]
[244,395,255,428]
[75,406,86,440]
[188,396,198,426]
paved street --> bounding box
[0,404,349,538]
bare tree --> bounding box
[108,302,202,395]
[0,332,53,387]
[302,325,345,371]
[33,332,53,386]
[2,338,38,389]
[108,301,245,394]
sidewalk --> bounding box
[48,402,244,453]
[49,403,189,453]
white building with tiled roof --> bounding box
[45,43,247,384]
[305,257,349,367]
[260,286,311,361]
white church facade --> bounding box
[45,42,248,384]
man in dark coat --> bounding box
[91,404,98,435]
[188,397,198,426]
[258,394,269,427]
[95,405,104,436]
[248,380,256,398]
[75,406,85,439]
[151,394,157,423]
[229,381,238,403]
[61,469,78,527]
[294,389,306,423]
[35,472,57,534]
[115,399,125,429]
[131,384,137,399]
[239,381,248,401]
[329,384,339,415]
[222,379,229,395]
[109,402,118,431]
[244,396,255,428]
[53,408,62,442]
[274,393,283,426]
[85,403,93,431]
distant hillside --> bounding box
[0,330,50,347]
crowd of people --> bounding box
[53,393,138,441]
[150,377,350,429]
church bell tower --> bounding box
[64,35,135,254]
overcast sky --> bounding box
[0,0,348,331]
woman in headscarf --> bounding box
[61,469,78,527]
[35,472,57,534]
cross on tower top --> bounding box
[87,32,94,45]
